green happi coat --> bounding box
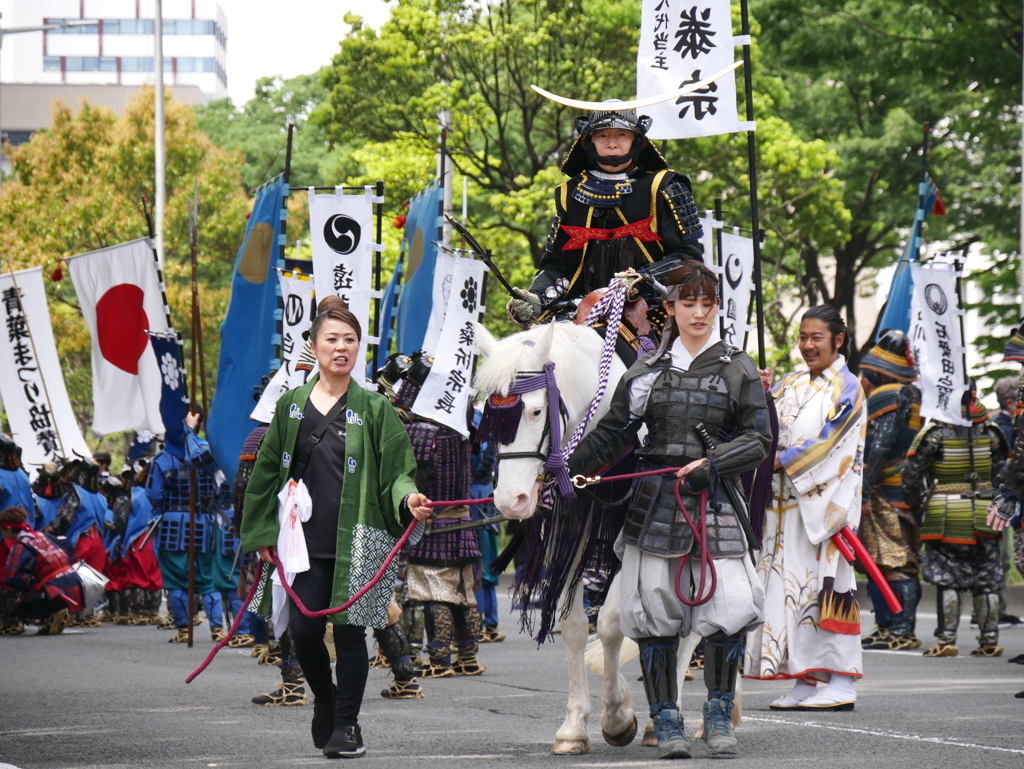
[240,375,420,628]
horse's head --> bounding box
[474,320,622,520]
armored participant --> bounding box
[147,410,227,643]
[903,386,1008,658]
[392,353,487,679]
[0,434,32,514]
[858,330,924,650]
[569,261,769,759]
[507,103,703,342]
[62,458,110,626]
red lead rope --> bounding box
[185,474,692,684]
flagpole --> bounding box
[739,0,765,368]
[373,179,384,374]
[954,253,977,492]
[1,257,67,457]
[915,124,931,264]
[714,197,725,340]
[142,196,174,333]
[154,0,166,269]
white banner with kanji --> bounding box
[65,238,169,435]
[309,189,378,370]
[410,256,486,436]
[716,231,755,349]
[0,267,90,466]
[910,254,968,426]
[252,271,317,423]
[637,0,752,139]
[419,252,456,356]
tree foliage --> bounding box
[0,88,249,459]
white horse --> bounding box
[474,320,734,754]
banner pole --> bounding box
[1,257,66,457]
[714,198,725,339]
[373,179,384,375]
[954,253,977,493]
[739,0,766,369]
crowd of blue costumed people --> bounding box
[3,101,1024,763]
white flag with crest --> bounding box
[716,231,755,350]
[410,256,487,436]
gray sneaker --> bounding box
[703,698,739,758]
[652,708,691,759]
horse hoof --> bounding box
[641,721,657,747]
[602,715,638,747]
[551,738,591,755]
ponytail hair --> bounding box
[310,295,362,343]
[801,305,850,359]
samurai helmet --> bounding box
[393,350,434,411]
[561,99,665,177]
[375,353,414,404]
[32,461,67,499]
[67,457,102,494]
[100,475,127,505]
[860,329,918,384]
[0,433,19,471]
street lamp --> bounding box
[0,14,98,193]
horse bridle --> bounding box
[490,361,577,498]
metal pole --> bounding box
[915,124,931,264]
[714,198,724,339]
[739,0,766,369]
[373,179,384,374]
[439,120,452,249]
[154,0,166,269]
[955,254,977,493]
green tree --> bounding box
[314,0,851,347]
[0,88,249,461]
[196,71,338,193]
[751,0,1022,367]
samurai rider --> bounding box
[388,352,487,680]
[147,410,228,644]
[507,102,703,356]
[569,262,769,759]
[858,330,924,650]
[902,384,1009,658]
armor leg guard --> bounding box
[453,606,487,675]
[703,632,743,702]
[167,589,188,627]
[374,622,417,682]
[420,603,454,677]
[202,592,224,631]
[638,636,679,718]
[935,587,960,645]
[866,578,892,631]
[971,592,1001,654]
[886,580,921,642]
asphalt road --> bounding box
[1,582,1023,769]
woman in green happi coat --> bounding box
[241,297,432,759]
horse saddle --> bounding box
[574,288,657,352]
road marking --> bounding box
[745,715,1024,755]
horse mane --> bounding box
[474,322,600,397]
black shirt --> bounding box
[295,394,347,559]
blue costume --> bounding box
[0,467,33,516]
[147,424,225,636]
[470,419,501,638]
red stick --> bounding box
[835,525,903,614]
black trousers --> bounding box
[289,557,368,726]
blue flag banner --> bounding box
[147,332,190,455]
[208,177,287,483]
[376,253,404,366]
[876,174,939,338]
[394,181,442,356]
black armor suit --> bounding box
[508,103,703,338]
[569,335,769,758]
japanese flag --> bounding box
[66,239,169,436]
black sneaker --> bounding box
[323,724,365,758]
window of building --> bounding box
[43,56,62,71]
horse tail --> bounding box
[584,634,640,674]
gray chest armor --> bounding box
[624,363,748,559]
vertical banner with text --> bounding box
[310,189,379,377]
[637,0,752,139]
[716,231,755,350]
[410,256,487,436]
[910,253,968,426]
[0,267,90,466]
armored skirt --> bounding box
[745,358,866,682]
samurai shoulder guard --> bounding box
[660,178,702,244]
[543,215,562,254]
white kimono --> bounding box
[745,356,866,681]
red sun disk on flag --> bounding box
[96,284,151,375]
